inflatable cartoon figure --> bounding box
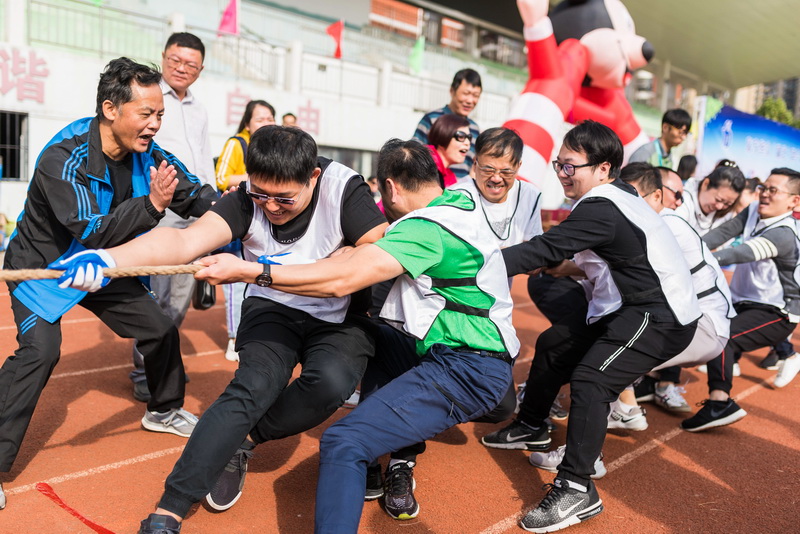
[505,0,654,184]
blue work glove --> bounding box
[50,249,116,292]
[257,252,315,265]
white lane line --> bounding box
[49,349,224,380]
[478,379,768,534]
[5,446,185,496]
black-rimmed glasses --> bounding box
[453,131,473,142]
[662,184,683,202]
[552,161,593,177]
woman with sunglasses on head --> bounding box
[214,100,276,361]
[426,114,472,188]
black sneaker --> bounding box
[759,350,780,371]
[383,463,419,520]
[481,420,551,450]
[205,441,255,511]
[681,399,747,432]
[633,375,656,403]
[138,513,181,534]
[365,463,384,501]
[520,477,603,533]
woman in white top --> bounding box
[676,161,746,236]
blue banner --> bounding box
[700,105,800,179]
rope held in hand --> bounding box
[0,264,204,282]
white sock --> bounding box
[617,400,636,414]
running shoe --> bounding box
[549,395,569,421]
[141,408,198,438]
[529,445,607,479]
[225,338,239,362]
[758,350,780,371]
[774,353,800,388]
[383,463,418,520]
[0,482,5,510]
[138,513,181,534]
[481,420,551,450]
[607,405,648,431]
[681,399,747,432]
[365,463,384,501]
[519,478,603,533]
[515,383,526,414]
[133,380,151,403]
[633,375,656,402]
[343,390,360,409]
[206,441,255,511]
[654,384,691,412]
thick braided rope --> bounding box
[0,265,204,282]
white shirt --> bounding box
[154,79,215,186]
[675,177,736,236]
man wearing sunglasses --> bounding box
[629,108,692,169]
[129,32,217,404]
[54,125,387,533]
[683,168,800,432]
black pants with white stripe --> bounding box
[518,305,696,485]
[0,278,184,472]
[707,302,795,394]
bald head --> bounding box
[657,167,684,210]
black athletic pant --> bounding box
[0,278,184,472]
[158,297,374,517]
[518,306,696,485]
[707,302,796,394]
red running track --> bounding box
[0,282,798,533]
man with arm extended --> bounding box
[56,125,387,533]
[0,57,217,510]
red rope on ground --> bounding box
[35,483,117,534]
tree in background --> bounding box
[756,97,800,129]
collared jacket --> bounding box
[4,116,217,322]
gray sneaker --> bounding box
[1,481,6,510]
[141,408,198,438]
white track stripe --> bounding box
[49,349,223,380]
[5,446,185,496]
[478,379,768,534]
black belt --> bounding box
[455,347,514,365]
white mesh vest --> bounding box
[662,209,735,339]
[380,190,520,357]
[572,183,702,326]
[731,205,800,321]
[242,161,353,323]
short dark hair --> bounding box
[563,120,623,176]
[475,127,524,167]
[282,112,296,120]
[451,68,482,91]
[662,108,692,130]
[620,162,661,196]
[165,32,205,60]
[236,100,276,134]
[246,125,317,185]
[377,139,439,193]
[428,114,470,149]
[677,154,697,181]
[743,177,761,193]
[771,167,800,194]
[704,164,746,193]
[95,57,161,115]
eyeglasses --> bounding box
[756,184,795,196]
[668,124,689,137]
[662,184,683,203]
[247,183,307,205]
[165,55,202,74]
[552,161,593,177]
[476,162,517,180]
[453,131,473,143]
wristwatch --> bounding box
[255,262,273,287]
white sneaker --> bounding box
[529,445,606,479]
[514,382,526,414]
[141,407,198,438]
[607,405,648,431]
[225,338,239,362]
[696,364,708,374]
[0,481,5,509]
[343,390,360,409]
[654,384,691,412]
[774,353,800,388]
